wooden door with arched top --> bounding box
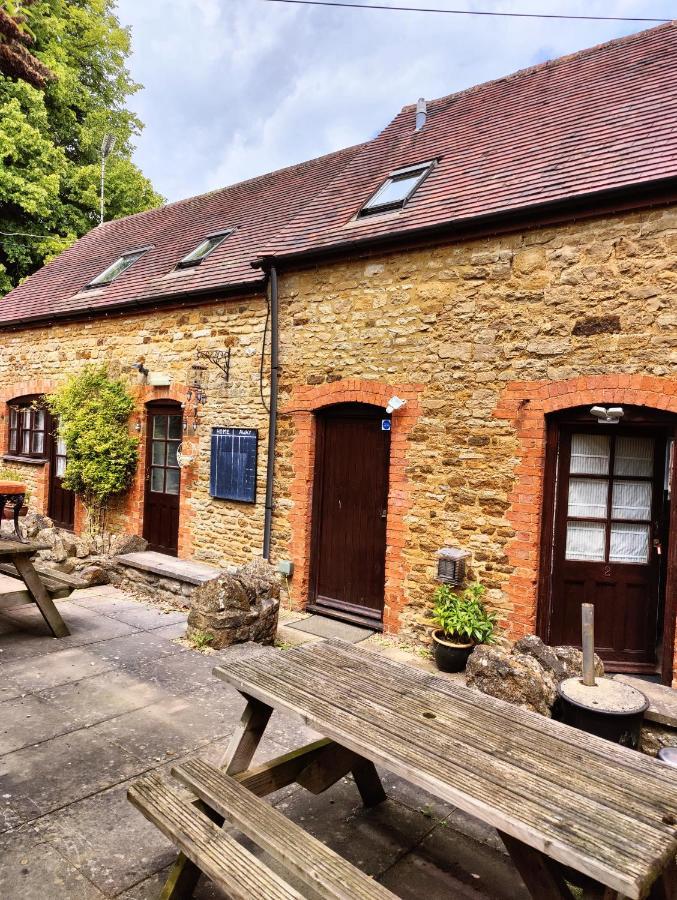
[143,402,183,555]
[309,403,391,628]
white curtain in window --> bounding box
[566,521,606,561]
[614,436,654,477]
[609,523,650,564]
[567,478,608,518]
[570,434,610,475]
[611,480,652,520]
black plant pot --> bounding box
[432,630,474,673]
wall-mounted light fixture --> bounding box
[436,547,471,586]
[590,405,624,424]
[386,396,407,414]
[132,362,149,378]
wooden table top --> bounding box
[214,639,677,899]
[0,539,49,557]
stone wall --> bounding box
[0,203,675,655]
[271,205,677,641]
[0,297,271,569]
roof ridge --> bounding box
[95,140,368,233]
[398,20,676,115]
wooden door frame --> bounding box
[142,399,183,555]
[47,418,75,530]
[537,406,677,685]
[308,402,390,629]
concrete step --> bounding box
[115,551,225,586]
[614,675,677,728]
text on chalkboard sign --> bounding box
[210,428,258,503]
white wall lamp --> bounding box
[590,405,624,425]
[386,396,407,414]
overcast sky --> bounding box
[115,0,674,203]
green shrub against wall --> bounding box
[46,366,138,533]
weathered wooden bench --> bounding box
[0,540,70,636]
[128,760,396,899]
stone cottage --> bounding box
[1,24,676,681]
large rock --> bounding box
[514,635,604,681]
[109,533,148,557]
[466,645,557,716]
[467,635,606,718]
[186,558,279,649]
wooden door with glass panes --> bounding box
[143,405,183,555]
[48,427,75,530]
[550,428,665,671]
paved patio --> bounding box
[0,585,529,899]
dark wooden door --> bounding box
[310,404,390,627]
[48,424,75,530]
[143,405,182,555]
[549,427,667,672]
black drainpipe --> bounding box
[262,264,279,560]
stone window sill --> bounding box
[2,455,48,466]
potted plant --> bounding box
[431,582,497,672]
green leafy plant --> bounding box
[431,582,497,645]
[188,630,214,651]
[46,366,138,535]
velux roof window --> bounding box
[358,161,434,217]
[177,230,233,268]
[88,248,149,287]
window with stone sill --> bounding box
[7,398,48,460]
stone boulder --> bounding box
[467,635,606,718]
[466,645,557,716]
[109,533,148,557]
[514,635,604,681]
[186,558,279,649]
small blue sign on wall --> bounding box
[381,419,391,431]
[210,428,258,503]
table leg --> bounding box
[351,757,387,807]
[161,695,274,900]
[648,859,677,900]
[12,553,69,638]
[499,831,577,900]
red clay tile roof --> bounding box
[3,22,676,327]
[269,22,677,261]
[0,143,363,326]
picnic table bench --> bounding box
[130,639,677,900]
[0,539,70,637]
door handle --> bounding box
[381,509,387,519]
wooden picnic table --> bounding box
[192,638,677,900]
[0,539,69,638]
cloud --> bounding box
[116,0,674,201]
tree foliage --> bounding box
[0,0,54,88]
[46,366,139,533]
[0,0,163,294]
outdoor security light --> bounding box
[386,396,407,414]
[132,362,149,377]
[590,405,624,424]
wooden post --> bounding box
[581,603,596,687]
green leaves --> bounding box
[431,582,497,645]
[0,0,163,292]
[46,366,138,531]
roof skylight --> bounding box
[177,230,233,268]
[88,248,148,287]
[359,161,434,217]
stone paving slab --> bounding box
[0,584,528,899]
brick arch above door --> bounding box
[283,378,422,632]
[493,374,677,645]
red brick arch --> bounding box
[284,378,422,632]
[494,374,677,640]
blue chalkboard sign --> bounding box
[210,428,258,503]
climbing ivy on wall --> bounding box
[46,366,138,534]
